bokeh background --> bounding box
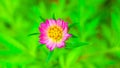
[0,0,120,68]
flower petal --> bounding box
[62,33,72,41]
[57,19,68,27]
[39,19,71,50]
[40,38,48,44]
[63,26,68,34]
[46,40,56,51]
[39,34,48,44]
[46,19,56,26]
[39,23,48,33]
[57,19,62,26]
[57,19,68,33]
[50,43,56,51]
[50,19,56,25]
[62,22,68,29]
[57,42,65,48]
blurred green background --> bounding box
[0,0,120,68]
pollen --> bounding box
[48,26,62,41]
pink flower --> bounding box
[39,19,71,51]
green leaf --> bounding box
[40,16,45,21]
[46,51,54,63]
[0,34,26,55]
[71,34,78,38]
[69,23,78,28]
[38,44,44,48]
[53,14,56,20]
[65,42,88,49]
[37,44,44,49]
[65,33,88,49]
[28,33,40,37]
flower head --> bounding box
[39,19,71,51]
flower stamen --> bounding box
[48,26,62,42]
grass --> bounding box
[0,0,120,68]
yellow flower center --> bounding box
[48,26,62,42]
